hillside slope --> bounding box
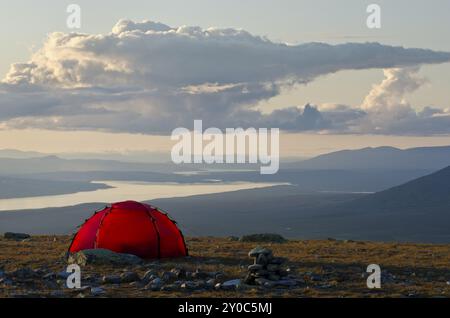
[315,166,450,242]
[347,165,450,210]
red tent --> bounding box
[68,201,188,259]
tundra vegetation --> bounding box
[0,235,449,298]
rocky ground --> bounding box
[0,235,449,298]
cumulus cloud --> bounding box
[350,67,450,134]
[1,19,450,134]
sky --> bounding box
[0,0,449,157]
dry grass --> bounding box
[0,236,449,298]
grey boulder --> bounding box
[67,249,142,266]
[240,234,287,243]
[248,247,273,258]
[4,232,31,241]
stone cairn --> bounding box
[244,246,293,287]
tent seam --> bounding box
[154,206,189,256]
[94,205,113,248]
[67,207,105,255]
[144,206,161,258]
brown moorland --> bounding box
[0,236,449,298]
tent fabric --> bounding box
[68,201,188,259]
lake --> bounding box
[0,180,287,211]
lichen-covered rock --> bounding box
[274,279,298,287]
[243,273,255,285]
[192,268,210,279]
[255,253,271,265]
[43,272,56,280]
[267,264,281,272]
[161,271,177,282]
[160,283,177,292]
[268,274,280,281]
[144,277,163,291]
[67,249,142,266]
[141,270,158,283]
[4,232,31,241]
[221,279,242,290]
[170,267,186,279]
[248,264,264,271]
[9,267,39,279]
[255,277,274,287]
[180,281,197,290]
[240,233,287,243]
[120,271,140,283]
[102,275,121,284]
[269,257,286,265]
[206,279,216,288]
[90,287,106,296]
[248,246,273,258]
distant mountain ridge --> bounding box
[0,155,183,175]
[343,165,450,211]
[3,145,450,173]
[0,176,110,199]
[0,149,46,159]
[290,145,450,170]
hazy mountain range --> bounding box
[287,145,450,170]
[0,176,110,199]
[2,145,449,175]
[2,144,450,197]
[0,155,181,175]
[0,149,170,163]
[0,145,449,242]
[2,144,450,172]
